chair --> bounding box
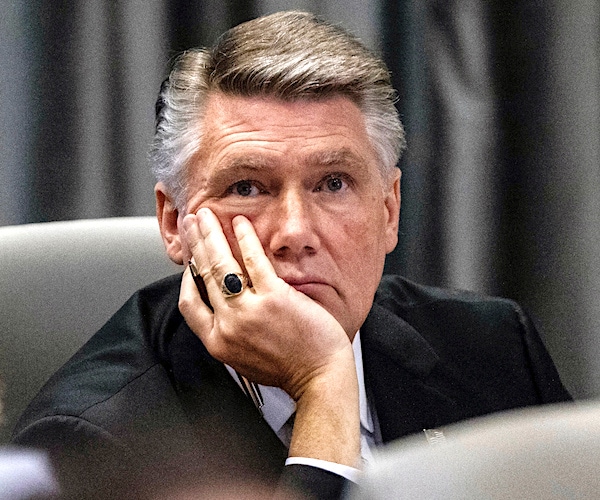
[0,217,181,444]
[347,401,600,499]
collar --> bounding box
[226,331,373,435]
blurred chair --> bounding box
[0,447,60,499]
[348,401,600,499]
[0,217,181,444]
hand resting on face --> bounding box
[178,207,360,467]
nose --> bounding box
[268,191,320,259]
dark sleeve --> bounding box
[278,464,350,500]
[515,303,573,403]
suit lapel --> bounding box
[163,300,464,463]
[167,322,288,481]
[361,303,462,443]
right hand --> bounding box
[179,207,361,466]
[178,207,354,401]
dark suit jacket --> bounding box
[12,274,571,499]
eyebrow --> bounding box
[202,156,270,192]
[215,148,365,172]
[220,155,273,171]
[304,148,366,169]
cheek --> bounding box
[343,206,387,251]
[336,213,388,281]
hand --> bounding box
[179,208,360,466]
[179,208,353,401]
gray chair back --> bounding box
[348,402,600,499]
[0,217,181,443]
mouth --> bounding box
[282,277,333,300]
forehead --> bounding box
[196,93,378,169]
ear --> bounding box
[383,169,401,254]
[155,182,185,265]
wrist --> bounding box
[288,354,360,467]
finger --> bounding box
[181,213,209,270]
[183,209,250,309]
[188,259,212,311]
[179,265,214,340]
[197,208,243,276]
[182,213,228,308]
[232,215,278,292]
[182,210,239,290]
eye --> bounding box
[316,174,350,193]
[326,176,344,192]
[228,180,263,197]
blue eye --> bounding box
[230,180,261,197]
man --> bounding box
[13,10,571,499]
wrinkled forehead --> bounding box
[186,92,382,179]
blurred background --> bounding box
[1,0,598,400]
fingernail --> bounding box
[196,207,210,221]
[182,213,196,232]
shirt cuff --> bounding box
[285,456,362,483]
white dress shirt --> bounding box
[226,331,379,482]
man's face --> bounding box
[163,93,400,337]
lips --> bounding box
[281,276,332,299]
[282,276,327,287]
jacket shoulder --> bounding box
[376,274,515,309]
[374,275,525,334]
[373,274,571,405]
[13,274,185,439]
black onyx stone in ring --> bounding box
[221,272,247,297]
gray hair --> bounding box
[151,10,406,208]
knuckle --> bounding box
[208,260,235,279]
[178,294,193,314]
[242,251,262,270]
